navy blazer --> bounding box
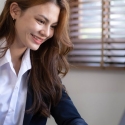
[23,83,88,125]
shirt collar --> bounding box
[0,49,11,67]
[0,38,9,67]
[0,38,31,71]
[21,48,31,71]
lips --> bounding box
[31,34,41,39]
[31,34,44,45]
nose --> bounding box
[39,26,51,38]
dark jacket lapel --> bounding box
[23,81,33,125]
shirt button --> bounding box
[9,108,14,113]
[15,86,18,90]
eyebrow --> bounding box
[38,14,58,25]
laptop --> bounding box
[119,111,125,125]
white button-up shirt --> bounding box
[0,39,31,125]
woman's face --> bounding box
[12,2,60,50]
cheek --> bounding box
[15,21,24,36]
[50,30,54,38]
[20,16,38,31]
[27,21,42,33]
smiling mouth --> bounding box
[31,34,42,40]
[31,34,44,45]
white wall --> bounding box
[0,0,5,12]
[0,1,125,125]
[47,68,125,125]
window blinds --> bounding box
[68,0,125,69]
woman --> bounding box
[0,0,88,125]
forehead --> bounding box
[25,2,60,23]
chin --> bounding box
[29,45,40,51]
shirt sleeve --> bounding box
[51,88,88,125]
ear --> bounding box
[10,2,21,20]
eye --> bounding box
[36,19,45,24]
[51,25,57,29]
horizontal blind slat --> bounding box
[68,0,125,69]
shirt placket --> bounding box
[3,77,21,125]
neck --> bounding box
[10,42,27,75]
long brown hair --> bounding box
[0,0,73,117]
